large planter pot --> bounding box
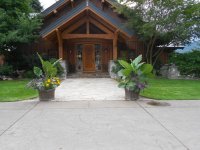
[38,89,55,101]
[125,89,140,101]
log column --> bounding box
[56,29,64,59]
[56,29,67,79]
[113,30,118,60]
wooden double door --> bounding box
[82,44,95,72]
[65,39,113,73]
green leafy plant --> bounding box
[112,60,124,75]
[117,55,154,92]
[27,53,62,90]
[49,58,64,76]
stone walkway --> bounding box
[55,78,125,101]
[0,100,200,150]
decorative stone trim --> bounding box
[108,60,117,79]
[60,60,68,79]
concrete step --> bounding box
[67,73,110,78]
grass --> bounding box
[0,78,200,102]
[0,80,38,102]
[141,78,200,100]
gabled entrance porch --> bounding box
[60,10,119,75]
[39,1,144,77]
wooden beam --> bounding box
[101,0,105,9]
[62,18,87,35]
[113,30,119,60]
[43,8,87,38]
[86,20,90,34]
[70,0,74,7]
[43,7,131,39]
[89,18,113,34]
[56,29,64,59]
[62,34,114,39]
[53,9,57,14]
[89,8,132,38]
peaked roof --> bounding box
[40,1,134,38]
[42,0,68,16]
[41,0,120,17]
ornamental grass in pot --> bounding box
[117,55,154,100]
[27,53,61,101]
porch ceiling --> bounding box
[60,13,116,36]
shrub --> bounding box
[169,50,200,77]
[22,70,36,78]
[0,64,13,76]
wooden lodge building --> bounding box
[31,0,170,76]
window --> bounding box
[95,44,102,71]
[76,44,83,72]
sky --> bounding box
[39,0,56,9]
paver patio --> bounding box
[0,99,200,150]
[55,78,125,101]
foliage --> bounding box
[50,58,64,76]
[115,0,200,66]
[0,64,13,76]
[30,0,43,12]
[22,53,41,70]
[112,60,124,74]
[117,55,154,92]
[22,70,36,78]
[0,0,42,53]
[0,79,38,102]
[27,53,61,90]
[37,53,62,78]
[169,50,200,77]
[27,78,44,90]
[5,51,63,76]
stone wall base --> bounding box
[60,60,68,79]
[108,60,117,79]
[160,64,180,79]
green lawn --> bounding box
[0,78,200,102]
[141,78,200,100]
[0,80,38,102]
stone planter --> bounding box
[38,89,55,101]
[108,60,117,79]
[125,89,140,100]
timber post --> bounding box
[113,30,119,60]
[56,29,64,59]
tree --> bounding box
[0,0,42,54]
[115,0,200,66]
[31,0,43,12]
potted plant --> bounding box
[117,55,154,100]
[27,53,61,101]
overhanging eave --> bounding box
[40,1,135,38]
